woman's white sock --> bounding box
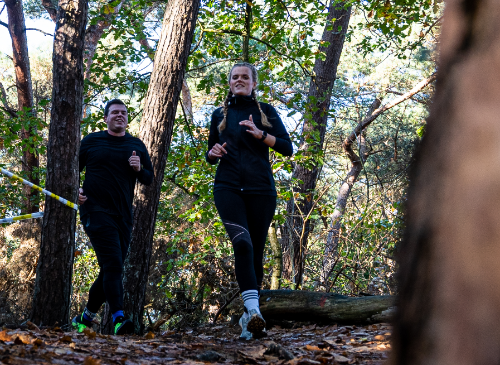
[241,289,260,313]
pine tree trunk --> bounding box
[5,0,39,213]
[269,223,282,290]
[391,0,500,364]
[31,0,88,327]
[123,0,200,335]
[321,99,381,284]
[281,1,351,286]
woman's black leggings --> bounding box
[214,190,276,293]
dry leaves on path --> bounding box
[0,322,391,364]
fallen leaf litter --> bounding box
[0,321,391,364]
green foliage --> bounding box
[1,0,441,327]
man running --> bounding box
[72,99,153,335]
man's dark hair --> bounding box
[104,99,126,116]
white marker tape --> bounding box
[0,212,44,224]
[0,168,78,210]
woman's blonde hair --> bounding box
[218,62,272,133]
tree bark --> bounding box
[31,0,88,327]
[123,0,200,335]
[391,1,500,364]
[242,2,252,62]
[260,290,394,324]
[5,0,39,213]
[269,222,282,290]
[281,0,351,286]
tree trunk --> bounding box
[321,75,436,286]
[321,99,381,284]
[269,222,282,290]
[5,0,38,213]
[282,0,351,286]
[391,1,500,364]
[242,2,252,62]
[260,290,394,324]
[31,0,88,327]
[123,0,200,335]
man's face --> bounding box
[105,104,128,135]
[229,66,256,96]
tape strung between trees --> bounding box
[0,212,44,224]
[0,167,77,224]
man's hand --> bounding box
[78,188,87,205]
[239,114,263,139]
[129,151,141,172]
[208,142,227,160]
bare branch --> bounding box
[344,73,437,151]
[25,28,54,37]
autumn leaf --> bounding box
[305,344,322,351]
[0,330,12,342]
[59,335,73,343]
[83,356,102,365]
[83,327,97,339]
[27,321,40,331]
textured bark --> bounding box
[5,0,39,213]
[282,0,351,286]
[31,0,88,326]
[123,0,200,335]
[269,222,282,290]
[242,2,252,62]
[41,0,58,22]
[260,290,394,324]
[391,1,500,364]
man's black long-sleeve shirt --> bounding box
[206,95,293,196]
[79,131,153,224]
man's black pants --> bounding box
[81,212,130,315]
[214,190,276,293]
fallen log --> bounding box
[259,290,395,324]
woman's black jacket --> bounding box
[206,95,293,196]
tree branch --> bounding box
[25,28,54,37]
[344,73,437,150]
[199,25,310,76]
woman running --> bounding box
[206,62,293,340]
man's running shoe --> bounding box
[114,316,134,335]
[239,312,253,340]
[72,314,92,333]
[246,309,266,337]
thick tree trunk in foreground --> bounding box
[5,0,39,213]
[282,1,351,286]
[31,0,88,326]
[391,1,500,364]
[123,0,200,334]
[260,290,394,324]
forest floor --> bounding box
[0,320,391,364]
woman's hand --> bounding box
[78,188,87,205]
[208,142,227,160]
[240,115,264,139]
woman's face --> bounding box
[229,66,256,96]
